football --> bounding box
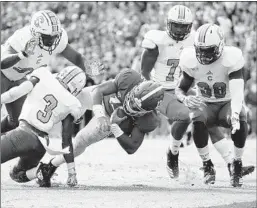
[117,108,134,135]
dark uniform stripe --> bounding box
[198,24,212,43]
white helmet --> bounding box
[30,10,62,54]
[166,5,193,41]
[56,66,86,96]
[194,24,225,65]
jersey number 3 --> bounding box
[166,59,180,81]
[37,94,58,123]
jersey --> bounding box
[143,30,195,89]
[1,25,68,81]
[179,46,245,103]
[19,67,81,133]
[103,69,143,116]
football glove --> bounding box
[231,112,240,134]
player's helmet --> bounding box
[123,81,164,117]
[56,66,86,96]
[30,10,62,54]
[166,5,193,41]
[194,24,225,65]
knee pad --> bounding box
[9,166,30,183]
[232,121,248,148]
[192,121,209,148]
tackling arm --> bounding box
[1,76,39,104]
[61,114,76,170]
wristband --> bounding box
[93,104,105,118]
[17,51,26,60]
[111,123,124,138]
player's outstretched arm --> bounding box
[140,47,159,80]
[61,114,77,187]
[60,44,105,77]
[1,76,39,104]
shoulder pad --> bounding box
[221,46,243,68]
[180,47,197,69]
[141,38,157,49]
[6,26,32,52]
[136,111,159,133]
[54,28,68,54]
[31,66,52,79]
[115,69,142,89]
[143,30,166,47]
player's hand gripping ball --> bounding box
[110,107,128,125]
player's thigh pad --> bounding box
[218,101,247,128]
[158,90,190,122]
[1,127,45,163]
[190,103,218,126]
[73,116,111,156]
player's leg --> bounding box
[38,116,111,187]
[159,91,190,178]
[208,126,255,177]
[1,77,27,133]
[1,127,46,183]
[218,102,248,187]
[191,104,217,184]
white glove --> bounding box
[85,59,105,76]
[183,95,206,109]
[231,112,240,134]
[24,37,39,56]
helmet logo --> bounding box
[34,16,44,28]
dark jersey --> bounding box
[103,69,159,135]
[103,69,143,116]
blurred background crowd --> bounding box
[1,2,256,138]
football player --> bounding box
[1,10,104,134]
[1,66,86,187]
[176,23,249,187]
[36,69,164,187]
[140,5,254,180]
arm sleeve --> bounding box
[1,77,39,104]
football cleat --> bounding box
[166,149,179,179]
[36,161,57,187]
[230,159,243,187]
[228,163,255,177]
[67,172,78,187]
[203,160,216,184]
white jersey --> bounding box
[1,25,68,81]
[19,67,82,133]
[143,30,195,89]
[179,46,245,102]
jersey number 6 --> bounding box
[166,59,180,82]
[37,94,58,123]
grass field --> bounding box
[1,137,256,208]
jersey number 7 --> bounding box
[37,94,58,123]
[166,59,180,82]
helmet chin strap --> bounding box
[140,86,163,102]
